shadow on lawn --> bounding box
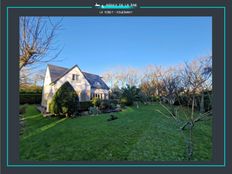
[23,117,67,140]
[21,114,41,120]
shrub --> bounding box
[107,114,118,121]
[151,96,160,102]
[88,106,101,115]
[109,99,119,105]
[99,100,111,110]
[120,97,133,106]
[120,85,140,106]
[109,87,122,99]
[49,82,79,117]
[110,103,116,110]
[49,101,59,114]
[91,97,101,107]
[78,101,93,111]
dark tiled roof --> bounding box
[82,72,109,90]
[48,64,68,82]
[47,64,109,90]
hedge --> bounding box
[20,93,42,104]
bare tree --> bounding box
[32,69,45,86]
[156,56,212,160]
[20,67,45,87]
[139,65,165,100]
[102,66,140,88]
[19,17,62,71]
[160,67,183,116]
[102,71,115,88]
[20,67,32,86]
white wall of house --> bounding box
[41,67,52,108]
[52,67,91,103]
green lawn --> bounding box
[20,104,212,161]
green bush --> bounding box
[120,97,133,106]
[88,106,101,115]
[110,103,116,110]
[109,99,119,105]
[107,114,118,121]
[120,85,140,106]
[99,100,111,110]
[151,96,160,102]
[49,82,79,117]
[91,97,101,107]
[78,101,93,111]
[109,86,122,100]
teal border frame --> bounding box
[5,5,226,168]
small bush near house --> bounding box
[110,103,116,110]
[49,82,79,117]
[99,100,111,110]
[78,101,93,111]
[109,99,119,105]
[88,106,101,115]
[91,97,101,107]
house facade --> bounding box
[41,64,110,112]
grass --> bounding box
[19,103,212,161]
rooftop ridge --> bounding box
[47,64,109,90]
[47,64,69,70]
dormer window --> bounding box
[95,82,101,87]
[72,74,79,81]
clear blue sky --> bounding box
[48,17,212,75]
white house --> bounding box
[41,64,110,112]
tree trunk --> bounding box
[187,123,193,160]
[200,92,205,113]
[191,96,195,120]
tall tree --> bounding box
[19,17,62,71]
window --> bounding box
[94,81,101,87]
[72,74,79,81]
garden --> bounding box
[19,103,212,161]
